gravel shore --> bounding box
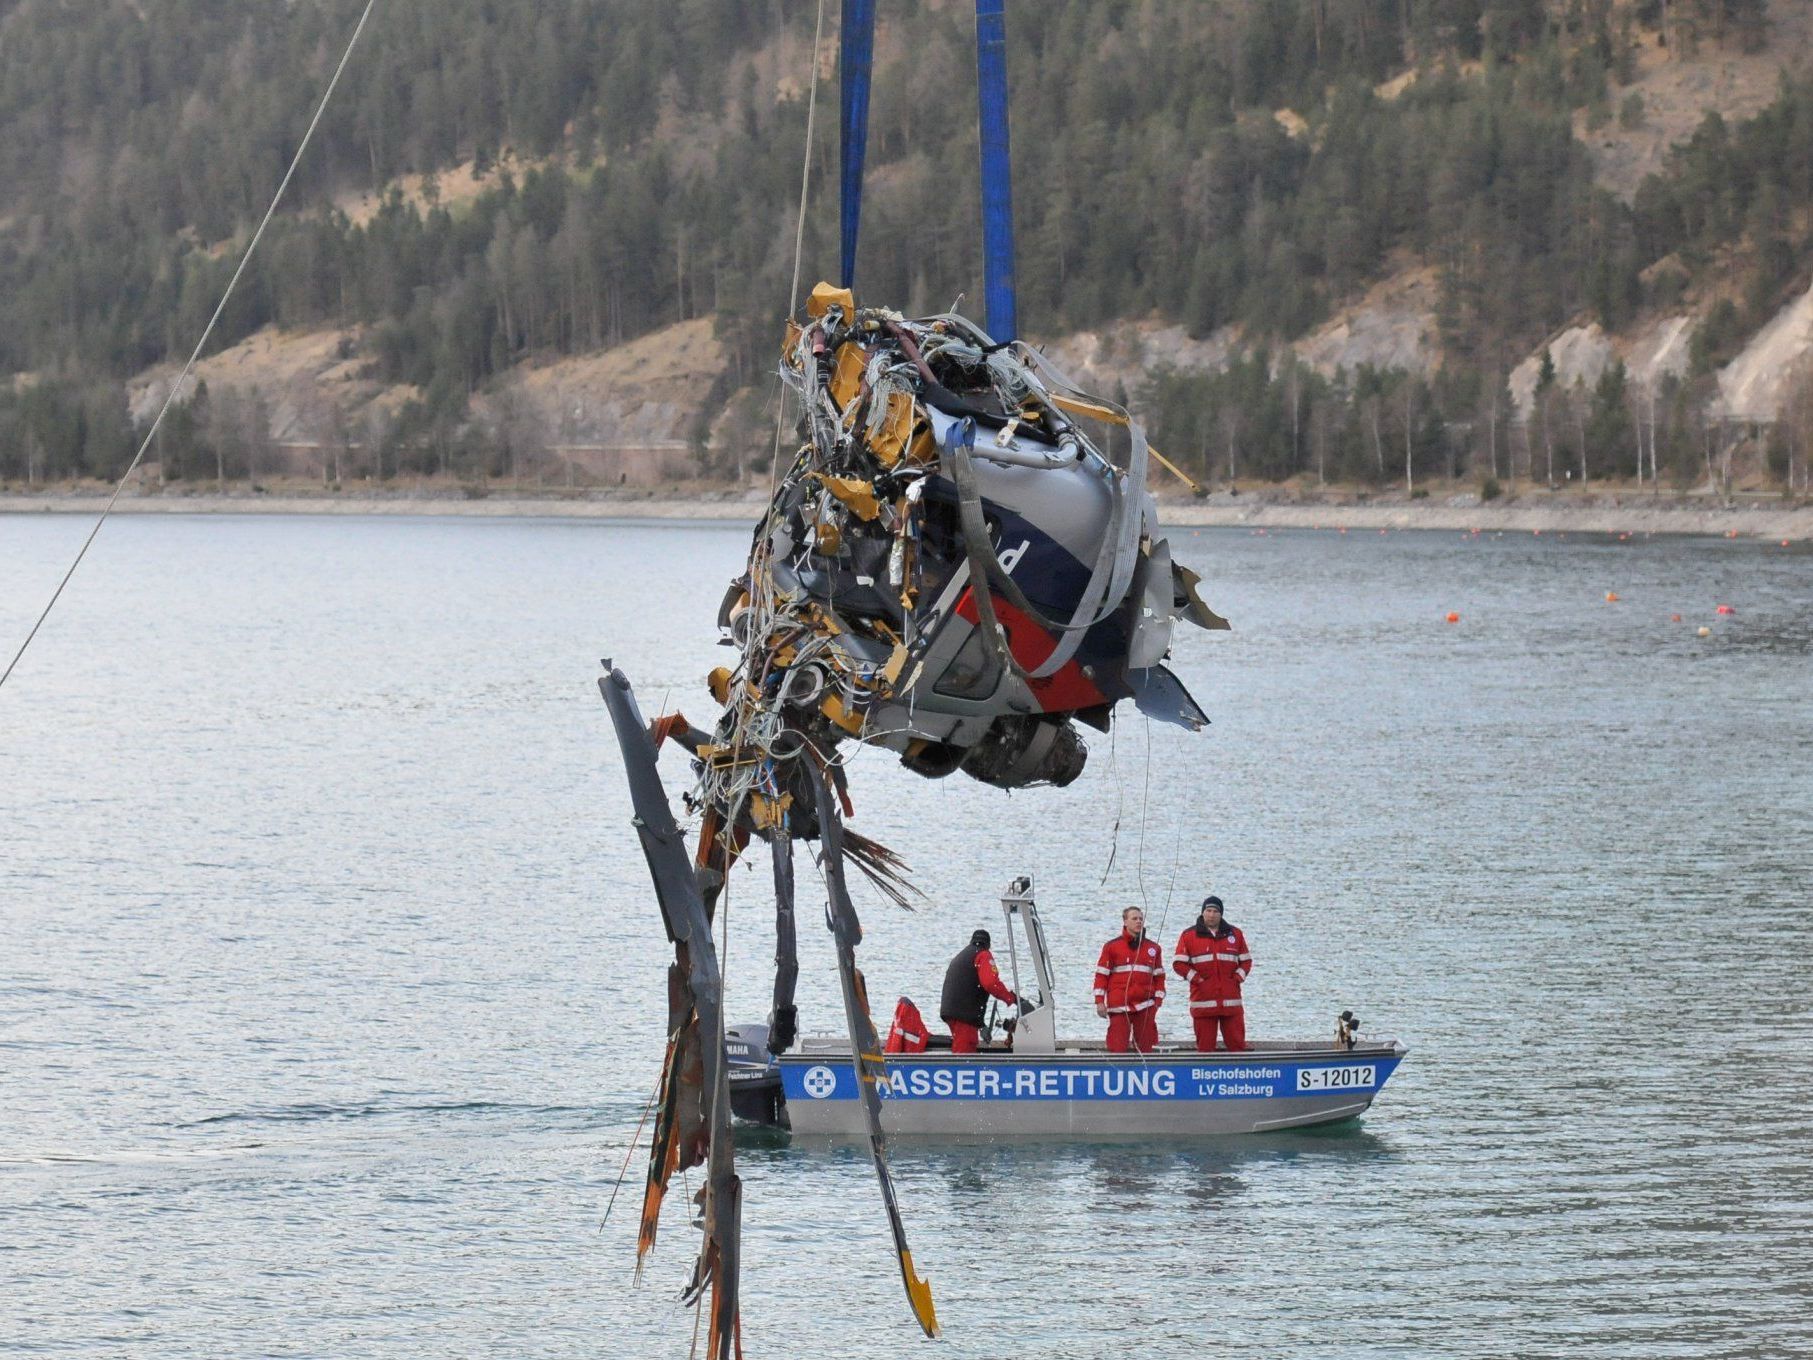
[3,487,1808,539]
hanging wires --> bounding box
[599,1064,667,1233]
[1097,721,1123,887]
[0,0,380,695]
[1135,716,1153,919]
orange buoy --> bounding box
[1604,591,1620,603]
[1445,611,1460,624]
[1670,613,1682,623]
[1716,604,1735,615]
[1783,540,1792,548]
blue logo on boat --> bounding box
[780,1057,1396,1103]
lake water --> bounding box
[2,514,1809,1358]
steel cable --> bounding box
[0,0,380,694]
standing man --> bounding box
[1093,907,1165,1052]
[939,929,1019,1053]
[1173,895,1252,1052]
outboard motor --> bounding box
[725,1022,787,1127]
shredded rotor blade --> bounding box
[767,834,800,1053]
[842,829,924,911]
[812,771,940,1340]
[599,666,742,1358]
[636,1022,685,1265]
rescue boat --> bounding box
[727,878,1408,1139]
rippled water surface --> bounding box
[3,515,1809,1358]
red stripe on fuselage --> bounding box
[954,588,1106,712]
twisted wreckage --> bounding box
[597,283,1227,1351]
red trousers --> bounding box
[1192,1009,1246,1052]
[948,1020,981,1054]
[1105,1009,1159,1053]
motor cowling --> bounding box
[725,1023,786,1127]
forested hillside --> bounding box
[0,0,1806,494]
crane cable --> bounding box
[0,0,380,695]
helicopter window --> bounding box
[932,624,1002,700]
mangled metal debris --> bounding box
[598,287,1225,1354]
[740,281,1224,791]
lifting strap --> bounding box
[974,0,1017,342]
[838,0,1018,341]
[839,0,876,289]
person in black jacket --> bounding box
[939,929,1020,1053]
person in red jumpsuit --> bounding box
[1093,906,1166,1052]
[939,929,1019,1053]
[1172,895,1252,1051]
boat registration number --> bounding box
[1295,1063,1377,1091]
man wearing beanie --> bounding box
[1173,896,1253,1051]
[939,928,1020,1053]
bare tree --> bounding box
[1626,380,1650,486]
[1312,398,1330,487]
[1219,405,1241,486]
[361,404,393,482]
[1571,378,1589,488]
[1403,379,1415,493]
[295,377,347,485]
[1481,378,1503,481]
[492,379,551,489]
[1283,355,1303,476]
[1786,355,1813,494]
[1534,349,1557,485]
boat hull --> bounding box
[774,1042,1406,1139]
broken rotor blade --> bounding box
[768,832,800,1054]
[598,663,742,1358]
[811,770,941,1340]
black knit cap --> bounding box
[1200,896,1224,913]
[970,929,991,950]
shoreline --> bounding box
[2,487,1808,539]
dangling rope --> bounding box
[599,1066,667,1233]
[1137,716,1164,912]
[787,0,829,327]
[767,0,829,490]
[1095,719,1123,885]
[0,0,380,695]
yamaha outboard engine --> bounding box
[725,1023,786,1127]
